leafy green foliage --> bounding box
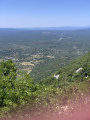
[0,60,38,116]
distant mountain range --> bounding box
[0,26,90,30]
[26,26,90,30]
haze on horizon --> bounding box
[0,0,90,28]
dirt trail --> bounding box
[1,95,90,120]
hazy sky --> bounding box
[0,0,90,28]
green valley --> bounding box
[0,29,90,81]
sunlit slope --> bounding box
[40,52,90,88]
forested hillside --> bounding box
[0,52,90,119]
[41,52,90,86]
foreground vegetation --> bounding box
[0,52,90,119]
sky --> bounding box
[0,0,90,28]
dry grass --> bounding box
[21,62,34,66]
